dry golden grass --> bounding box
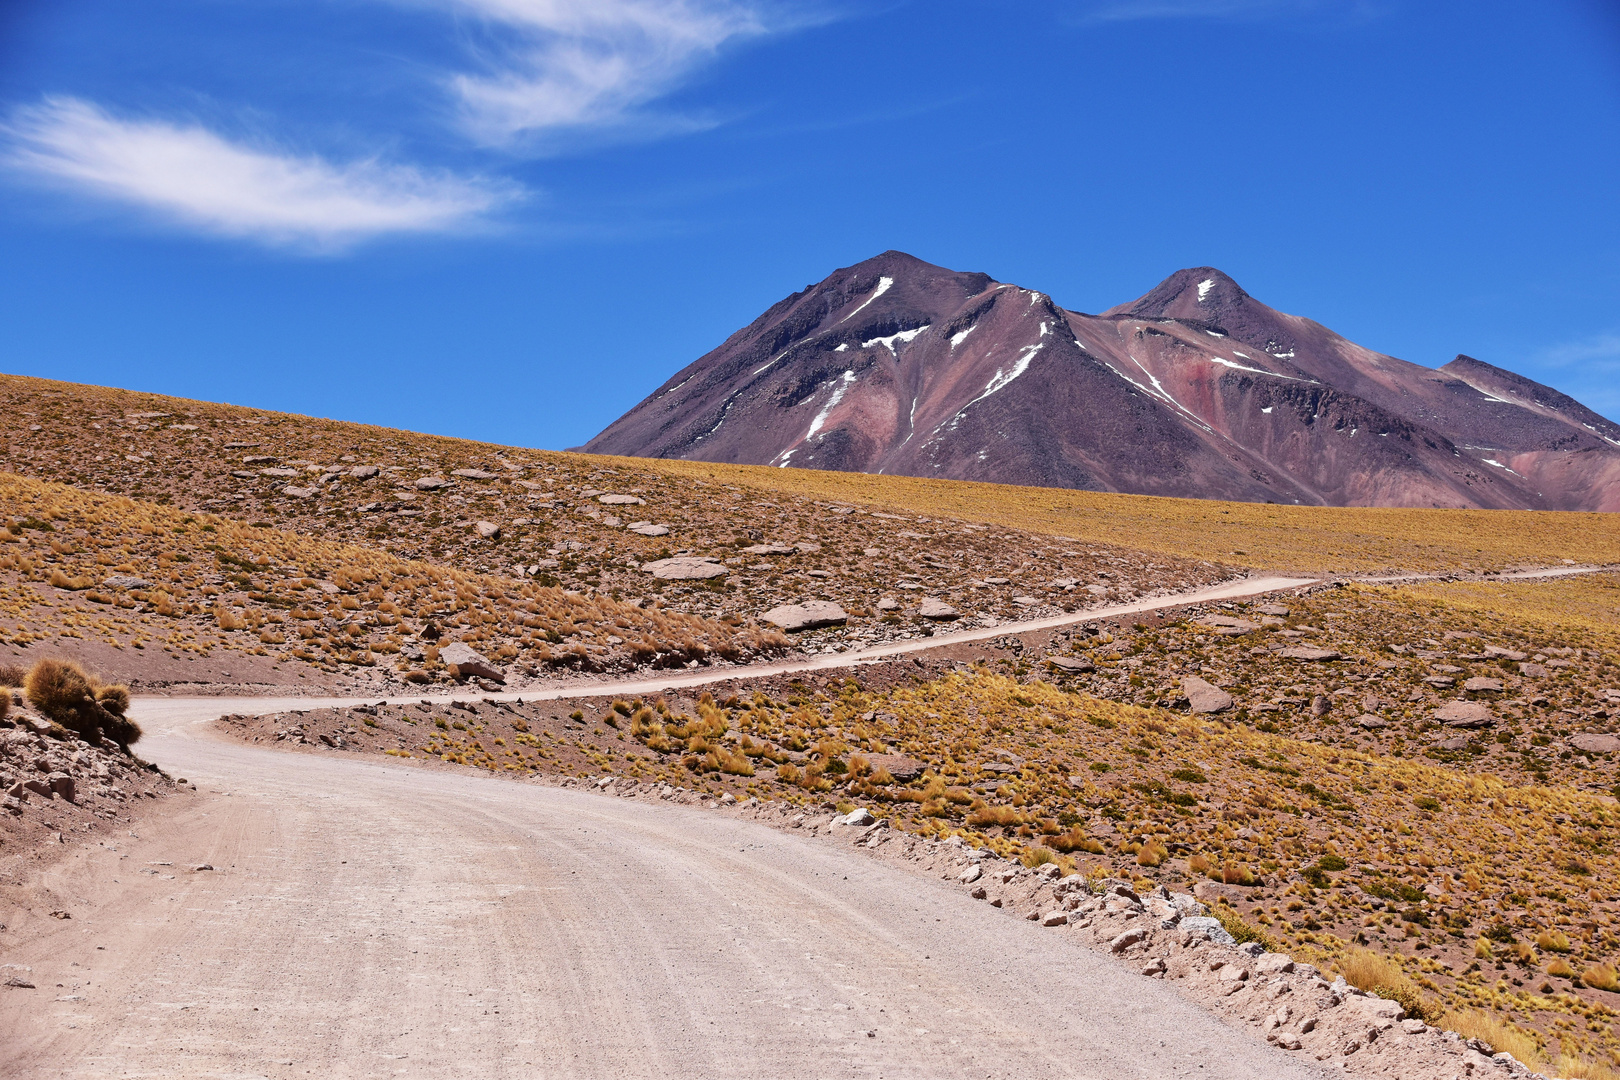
[1337,948,1438,1022]
[1441,1009,1547,1069]
[1393,573,1620,650]
[613,455,1620,574]
[0,471,786,679]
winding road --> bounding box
[19,568,1604,1077]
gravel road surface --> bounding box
[2,576,1330,1078]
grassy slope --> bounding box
[614,456,1620,574]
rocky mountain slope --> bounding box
[584,252,1620,510]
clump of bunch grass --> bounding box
[23,657,140,747]
[1337,948,1438,1023]
[1440,1010,1544,1071]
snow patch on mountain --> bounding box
[841,276,894,323]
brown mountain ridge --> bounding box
[582,252,1620,510]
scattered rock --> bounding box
[1109,928,1148,952]
[1483,645,1529,661]
[837,808,876,827]
[1179,916,1236,945]
[1354,714,1388,729]
[1256,604,1290,616]
[742,543,796,555]
[917,598,960,620]
[761,601,848,632]
[452,469,500,480]
[627,522,669,537]
[1434,701,1494,728]
[438,642,504,683]
[1571,733,1620,753]
[1182,676,1233,714]
[1435,735,1471,751]
[1463,676,1503,692]
[282,486,316,498]
[1046,655,1095,673]
[1200,616,1258,635]
[1279,647,1343,661]
[1255,953,1295,975]
[101,575,151,590]
[866,754,925,781]
[1041,911,1069,927]
[1518,661,1548,677]
[959,864,983,884]
[348,465,380,478]
[414,476,450,490]
[875,597,900,612]
[597,493,645,506]
[474,521,501,540]
[641,557,728,581]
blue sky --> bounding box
[1,0,1617,448]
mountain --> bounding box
[581,252,1620,510]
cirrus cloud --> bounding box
[3,96,521,251]
[423,0,777,148]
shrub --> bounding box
[0,664,27,687]
[1535,929,1571,953]
[1188,853,1212,875]
[1136,841,1169,867]
[1547,958,1577,979]
[23,659,140,746]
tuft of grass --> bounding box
[1583,964,1620,993]
[1021,846,1057,869]
[1337,948,1438,1023]
[23,658,140,746]
[1211,904,1275,951]
[1440,1010,1544,1070]
[1136,840,1169,867]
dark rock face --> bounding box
[582,252,1620,509]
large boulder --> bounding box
[761,601,847,632]
[1182,676,1233,714]
[917,598,960,620]
[641,557,728,581]
[1571,733,1620,754]
[438,642,504,683]
[1434,701,1494,728]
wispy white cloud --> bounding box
[418,0,775,147]
[3,96,520,250]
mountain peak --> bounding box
[1117,267,1251,319]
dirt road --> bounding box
[1,575,1348,1078]
[2,712,1330,1079]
